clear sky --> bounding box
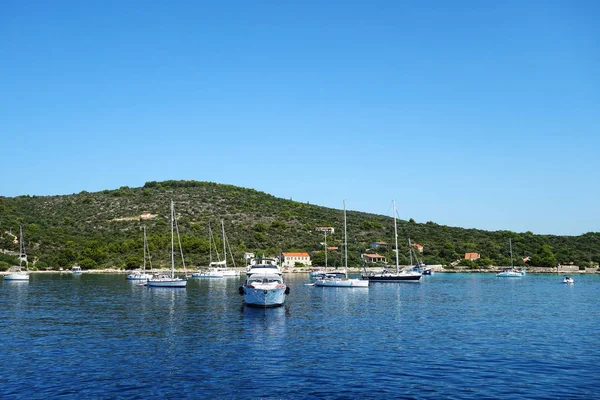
[1,1,598,236]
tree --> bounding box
[311,251,325,267]
[531,245,557,268]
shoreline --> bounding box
[4,267,598,275]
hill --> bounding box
[0,180,598,271]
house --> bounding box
[281,252,312,268]
[362,253,386,263]
[327,247,339,251]
[140,212,158,220]
[523,256,531,263]
[370,241,389,249]
[242,252,255,260]
[411,243,424,253]
[315,227,335,235]
[464,252,480,260]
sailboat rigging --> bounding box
[147,200,187,288]
[314,200,369,287]
[362,200,422,282]
[4,225,29,281]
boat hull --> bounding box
[147,279,187,288]
[4,273,30,281]
[127,273,153,280]
[315,278,369,287]
[243,286,286,307]
[191,272,224,278]
[496,272,524,277]
[362,274,422,282]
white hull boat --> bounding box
[5,225,29,281]
[192,270,224,278]
[147,274,187,288]
[4,271,29,281]
[314,201,369,289]
[240,274,288,307]
[563,276,574,284]
[146,200,187,289]
[240,258,288,307]
[127,272,153,280]
[314,277,368,287]
[496,270,524,277]
[496,240,525,277]
[128,226,153,281]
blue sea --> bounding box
[1,273,598,399]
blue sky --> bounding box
[1,0,598,236]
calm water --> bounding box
[1,273,598,399]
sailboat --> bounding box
[207,221,239,277]
[192,222,225,278]
[127,225,153,280]
[496,238,525,277]
[4,225,29,281]
[362,200,422,282]
[147,200,187,288]
[315,201,369,287]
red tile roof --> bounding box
[282,252,310,258]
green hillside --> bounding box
[1,180,598,271]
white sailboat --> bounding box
[315,201,369,288]
[4,225,29,281]
[208,220,239,277]
[147,200,187,288]
[362,200,422,282]
[496,238,525,277]
[127,225,153,280]
[192,222,224,278]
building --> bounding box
[315,227,335,235]
[370,241,389,249]
[464,252,480,260]
[411,243,424,253]
[242,252,255,260]
[281,252,312,268]
[362,253,387,263]
[140,212,158,220]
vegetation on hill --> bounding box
[0,180,598,271]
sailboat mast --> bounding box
[509,238,514,268]
[393,200,399,274]
[208,223,212,264]
[408,238,413,266]
[171,200,175,278]
[19,224,23,267]
[324,231,328,271]
[143,225,146,273]
[221,220,226,267]
[344,200,348,278]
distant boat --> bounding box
[496,239,525,277]
[315,201,369,288]
[147,200,187,288]
[362,200,422,282]
[563,276,574,284]
[4,225,29,281]
[239,257,288,307]
[192,221,239,278]
[127,225,154,281]
[71,265,82,275]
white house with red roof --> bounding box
[281,252,312,268]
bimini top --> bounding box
[246,264,281,275]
